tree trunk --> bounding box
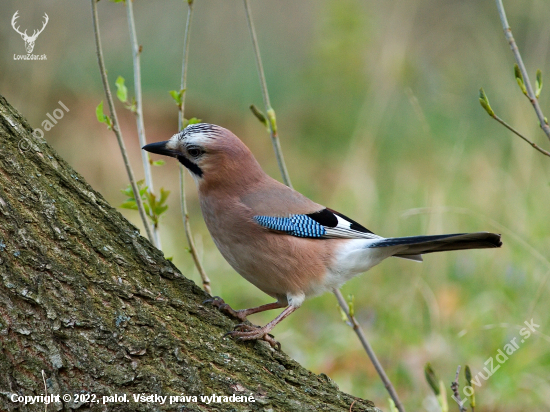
[0,95,378,412]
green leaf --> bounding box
[110,0,126,3]
[127,97,137,113]
[96,101,104,123]
[120,180,147,208]
[120,184,134,197]
[116,76,128,103]
[464,365,475,408]
[155,205,168,216]
[96,101,113,130]
[465,365,472,384]
[514,64,527,96]
[249,104,268,128]
[536,69,543,98]
[388,398,398,412]
[159,187,170,205]
[182,117,202,129]
[438,380,448,412]
[347,294,355,318]
[119,180,170,225]
[169,90,180,104]
[169,89,185,107]
[337,305,348,322]
[120,200,137,210]
[267,108,277,134]
[479,87,495,117]
[424,363,440,396]
[152,160,165,167]
[150,188,170,219]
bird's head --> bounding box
[143,123,264,190]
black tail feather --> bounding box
[371,232,502,256]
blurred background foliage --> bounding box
[1,0,549,410]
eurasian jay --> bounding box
[143,123,502,347]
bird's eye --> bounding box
[187,147,204,158]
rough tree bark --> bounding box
[0,95,378,412]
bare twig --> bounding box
[334,289,406,412]
[178,0,193,129]
[451,366,467,412]
[480,88,550,157]
[177,0,211,294]
[242,2,404,409]
[495,0,550,141]
[41,370,47,412]
[90,0,154,243]
[242,0,293,188]
[488,112,550,157]
[179,168,211,294]
[126,0,162,249]
[492,114,550,157]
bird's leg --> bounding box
[226,305,298,349]
[204,296,285,322]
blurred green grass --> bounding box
[1,0,549,410]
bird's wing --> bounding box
[253,208,382,240]
[240,176,381,239]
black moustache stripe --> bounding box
[177,155,203,177]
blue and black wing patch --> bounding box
[254,215,326,238]
[254,208,380,239]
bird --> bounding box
[143,123,502,348]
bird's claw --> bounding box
[233,323,254,331]
[203,296,248,322]
[225,325,280,350]
[203,295,224,306]
[205,298,280,348]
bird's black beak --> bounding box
[142,141,176,157]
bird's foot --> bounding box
[203,296,249,322]
[225,324,280,350]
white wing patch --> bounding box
[323,214,383,240]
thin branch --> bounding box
[179,167,211,294]
[179,0,193,130]
[241,2,403,409]
[177,0,212,294]
[495,0,550,141]
[451,366,467,412]
[491,113,550,157]
[333,289,406,412]
[41,370,47,412]
[90,0,154,243]
[126,0,161,249]
[242,0,293,188]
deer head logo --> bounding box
[11,11,49,54]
